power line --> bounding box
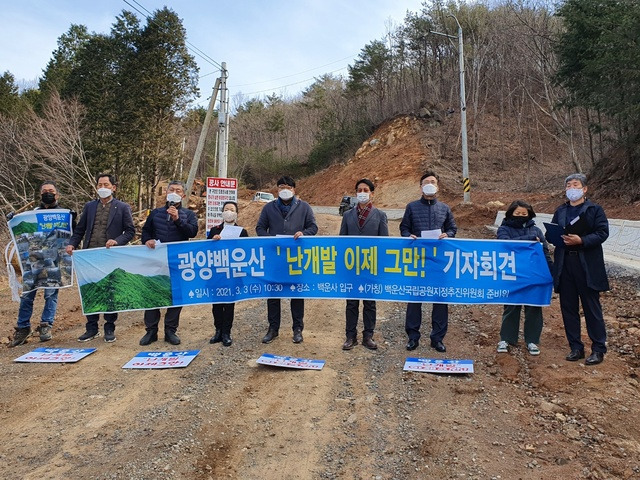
[122,0,223,70]
[199,70,219,80]
[120,1,358,103]
[230,54,357,88]
[235,65,349,97]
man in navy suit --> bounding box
[66,173,135,342]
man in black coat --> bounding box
[139,181,198,346]
[67,173,135,342]
[546,173,609,365]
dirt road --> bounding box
[1,213,639,479]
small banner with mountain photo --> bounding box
[5,209,74,299]
[72,237,553,315]
[73,244,172,314]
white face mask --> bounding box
[166,192,182,204]
[422,184,438,196]
[97,187,113,199]
[279,189,294,201]
[222,210,237,223]
[566,188,584,202]
[356,192,370,204]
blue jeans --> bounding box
[17,288,59,328]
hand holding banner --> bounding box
[73,236,553,314]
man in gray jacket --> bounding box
[256,175,318,344]
[339,178,388,350]
[400,171,457,352]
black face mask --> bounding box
[41,192,56,205]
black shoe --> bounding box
[104,326,116,343]
[362,336,378,350]
[210,330,222,344]
[9,327,31,347]
[165,331,181,345]
[221,333,233,347]
[431,340,446,352]
[262,329,278,344]
[78,330,100,342]
[406,339,419,351]
[585,351,604,365]
[292,329,303,344]
[139,329,158,346]
[342,337,358,350]
[565,349,585,361]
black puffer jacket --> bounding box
[497,217,552,271]
[399,198,457,237]
[141,204,198,243]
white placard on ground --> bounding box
[122,350,200,369]
[14,348,97,363]
[404,358,474,374]
[257,353,325,370]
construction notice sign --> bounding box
[205,177,238,236]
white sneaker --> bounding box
[527,343,540,356]
[497,340,509,353]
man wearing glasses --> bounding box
[256,175,318,344]
[400,170,457,353]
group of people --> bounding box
[9,171,610,365]
[494,173,609,365]
[9,175,197,348]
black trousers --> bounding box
[267,298,304,332]
[86,313,118,331]
[212,303,235,334]
[345,300,376,338]
[559,253,607,353]
[143,307,182,332]
[405,302,448,342]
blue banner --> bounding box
[73,237,552,314]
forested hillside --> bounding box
[0,0,638,219]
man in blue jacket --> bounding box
[546,173,609,365]
[10,181,77,347]
[67,174,135,342]
[400,171,457,352]
[256,175,318,344]
[139,181,198,346]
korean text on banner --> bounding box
[73,237,553,314]
[7,209,74,292]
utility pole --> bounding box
[217,62,229,178]
[431,15,470,203]
[184,75,221,206]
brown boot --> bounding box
[342,337,357,350]
[362,335,378,350]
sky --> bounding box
[1,0,426,109]
[73,244,169,285]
